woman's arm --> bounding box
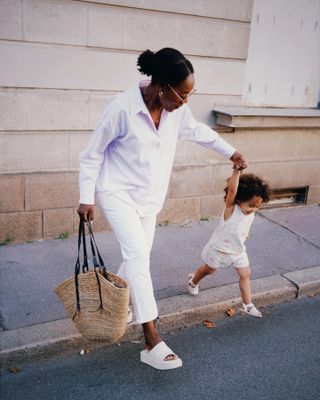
[178,105,246,168]
[178,104,236,159]
[78,97,123,220]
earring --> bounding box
[159,91,163,97]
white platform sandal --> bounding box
[140,341,183,370]
[127,307,133,324]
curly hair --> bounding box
[224,173,271,204]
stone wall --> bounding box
[160,125,320,222]
[0,0,254,242]
[1,0,319,243]
[1,123,319,242]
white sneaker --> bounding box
[127,307,133,324]
[188,273,199,295]
[241,303,262,318]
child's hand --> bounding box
[233,163,243,172]
[230,151,247,170]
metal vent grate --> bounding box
[262,187,309,209]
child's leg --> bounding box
[235,266,251,304]
[235,266,262,318]
[192,264,216,285]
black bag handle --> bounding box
[73,219,85,317]
[81,218,89,273]
[87,222,124,289]
[86,220,109,279]
[73,219,107,319]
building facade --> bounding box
[0,0,319,242]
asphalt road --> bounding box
[1,296,320,400]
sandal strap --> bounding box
[149,341,175,360]
[188,273,198,287]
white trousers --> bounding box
[96,192,158,324]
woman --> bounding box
[77,48,247,370]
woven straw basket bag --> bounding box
[55,220,130,342]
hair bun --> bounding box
[137,49,155,76]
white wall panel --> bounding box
[0,0,251,60]
[88,4,124,48]
[243,0,320,107]
[0,42,246,94]
[0,89,90,131]
[0,0,22,40]
[0,88,241,131]
[122,7,177,51]
[0,42,140,91]
[0,132,69,173]
[83,0,253,22]
[23,0,87,45]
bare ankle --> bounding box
[189,275,198,286]
[145,333,161,349]
[142,321,161,349]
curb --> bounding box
[282,266,320,298]
[1,267,320,368]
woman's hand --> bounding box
[77,204,94,222]
[230,151,247,171]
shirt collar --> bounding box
[130,80,151,116]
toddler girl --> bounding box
[188,167,270,318]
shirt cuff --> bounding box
[216,137,236,159]
[79,194,95,205]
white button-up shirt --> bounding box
[79,81,236,216]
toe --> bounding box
[165,354,177,361]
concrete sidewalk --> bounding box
[1,205,319,362]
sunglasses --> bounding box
[167,84,197,102]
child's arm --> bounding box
[225,167,241,208]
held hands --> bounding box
[77,204,94,222]
[233,164,243,172]
[230,151,247,171]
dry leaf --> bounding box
[9,367,21,374]
[226,308,237,317]
[79,348,91,355]
[203,320,217,329]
